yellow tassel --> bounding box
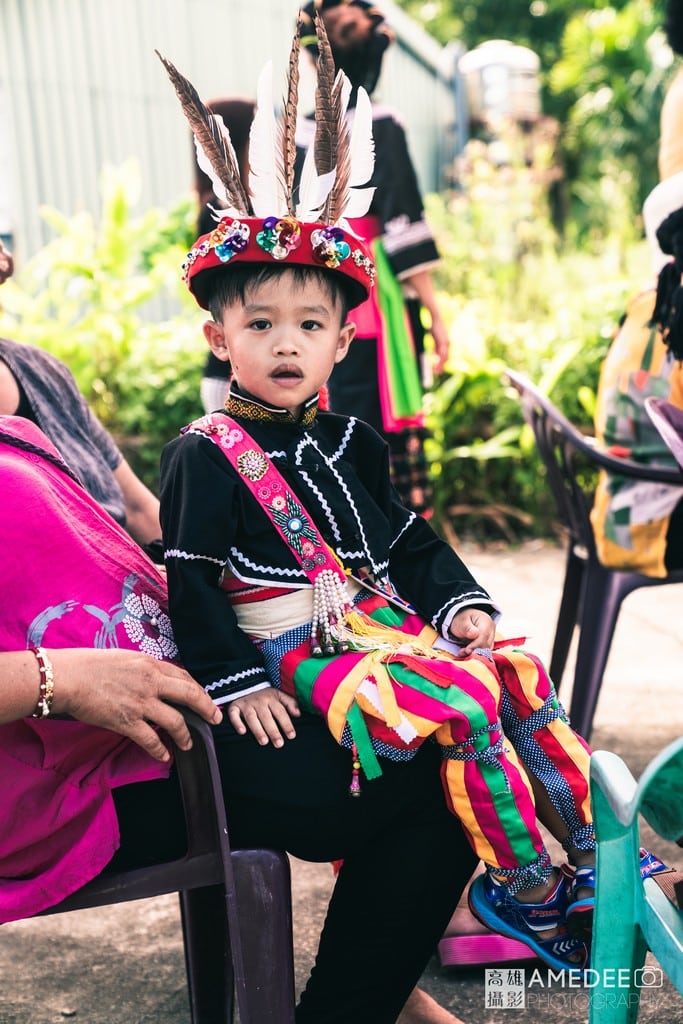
[338,610,453,662]
[343,610,394,639]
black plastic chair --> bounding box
[506,369,683,739]
[35,710,295,1024]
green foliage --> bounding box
[0,160,650,545]
[0,161,206,490]
[396,0,673,241]
[422,139,648,542]
[549,1,672,227]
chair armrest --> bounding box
[566,433,682,483]
[168,705,231,859]
[590,750,638,838]
[646,395,683,472]
[505,369,682,484]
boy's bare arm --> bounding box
[447,609,496,657]
[226,687,301,747]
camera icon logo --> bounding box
[634,967,663,988]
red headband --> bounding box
[184,215,376,311]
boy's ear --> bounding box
[203,319,230,361]
[334,320,356,364]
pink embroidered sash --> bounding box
[187,413,346,585]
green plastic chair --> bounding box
[589,737,683,1024]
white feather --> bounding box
[347,87,375,189]
[194,137,229,208]
[193,115,246,218]
[337,71,352,123]
[340,186,376,224]
[296,145,335,221]
[296,71,357,223]
[248,61,285,216]
[205,201,228,224]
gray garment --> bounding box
[0,337,126,524]
[200,374,229,416]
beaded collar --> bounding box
[224,384,319,427]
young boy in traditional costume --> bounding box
[157,25,603,1014]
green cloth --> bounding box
[372,239,423,420]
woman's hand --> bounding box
[46,649,222,761]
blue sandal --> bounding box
[468,869,588,974]
[639,848,669,879]
[565,865,595,940]
[566,849,670,940]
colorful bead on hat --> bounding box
[157,11,377,311]
[181,216,375,311]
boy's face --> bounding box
[203,271,355,418]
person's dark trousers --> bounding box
[112,713,474,1024]
[216,713,476,1024]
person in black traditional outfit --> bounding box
[296,0,449,516]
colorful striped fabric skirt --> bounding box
[263,594,592,875]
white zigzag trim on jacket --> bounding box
[213,682,272,705]
[432,590,495,637]
[228,548,306,579]
[333,417,356,462]
[294,433,345,545]
[164,547,225,567]
[390,511,416,548]
[299,468,348,544]
[205,666,267,693]
[225,559,311,589]
[295,427,381,576]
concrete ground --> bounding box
[1,540,682,1023]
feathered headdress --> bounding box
[156,11,376,311]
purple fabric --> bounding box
[0,416,173,923]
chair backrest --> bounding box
[645,396,683,474]
[505,369,602,558]
[35,710,254,1020]
[635,735,683,842]
[505,369,682,559]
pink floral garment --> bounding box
[0,416,175,923]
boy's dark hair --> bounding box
[204,263,357,325]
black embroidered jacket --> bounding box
[160,395,498,704]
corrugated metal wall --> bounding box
[0,0,457,264]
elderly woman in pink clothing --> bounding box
[0,415,220,923]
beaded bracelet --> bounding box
[30,646,55,718]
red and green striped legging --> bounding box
[276,595,593,892]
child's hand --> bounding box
[448,609,496,657]
[227,687,301,748]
